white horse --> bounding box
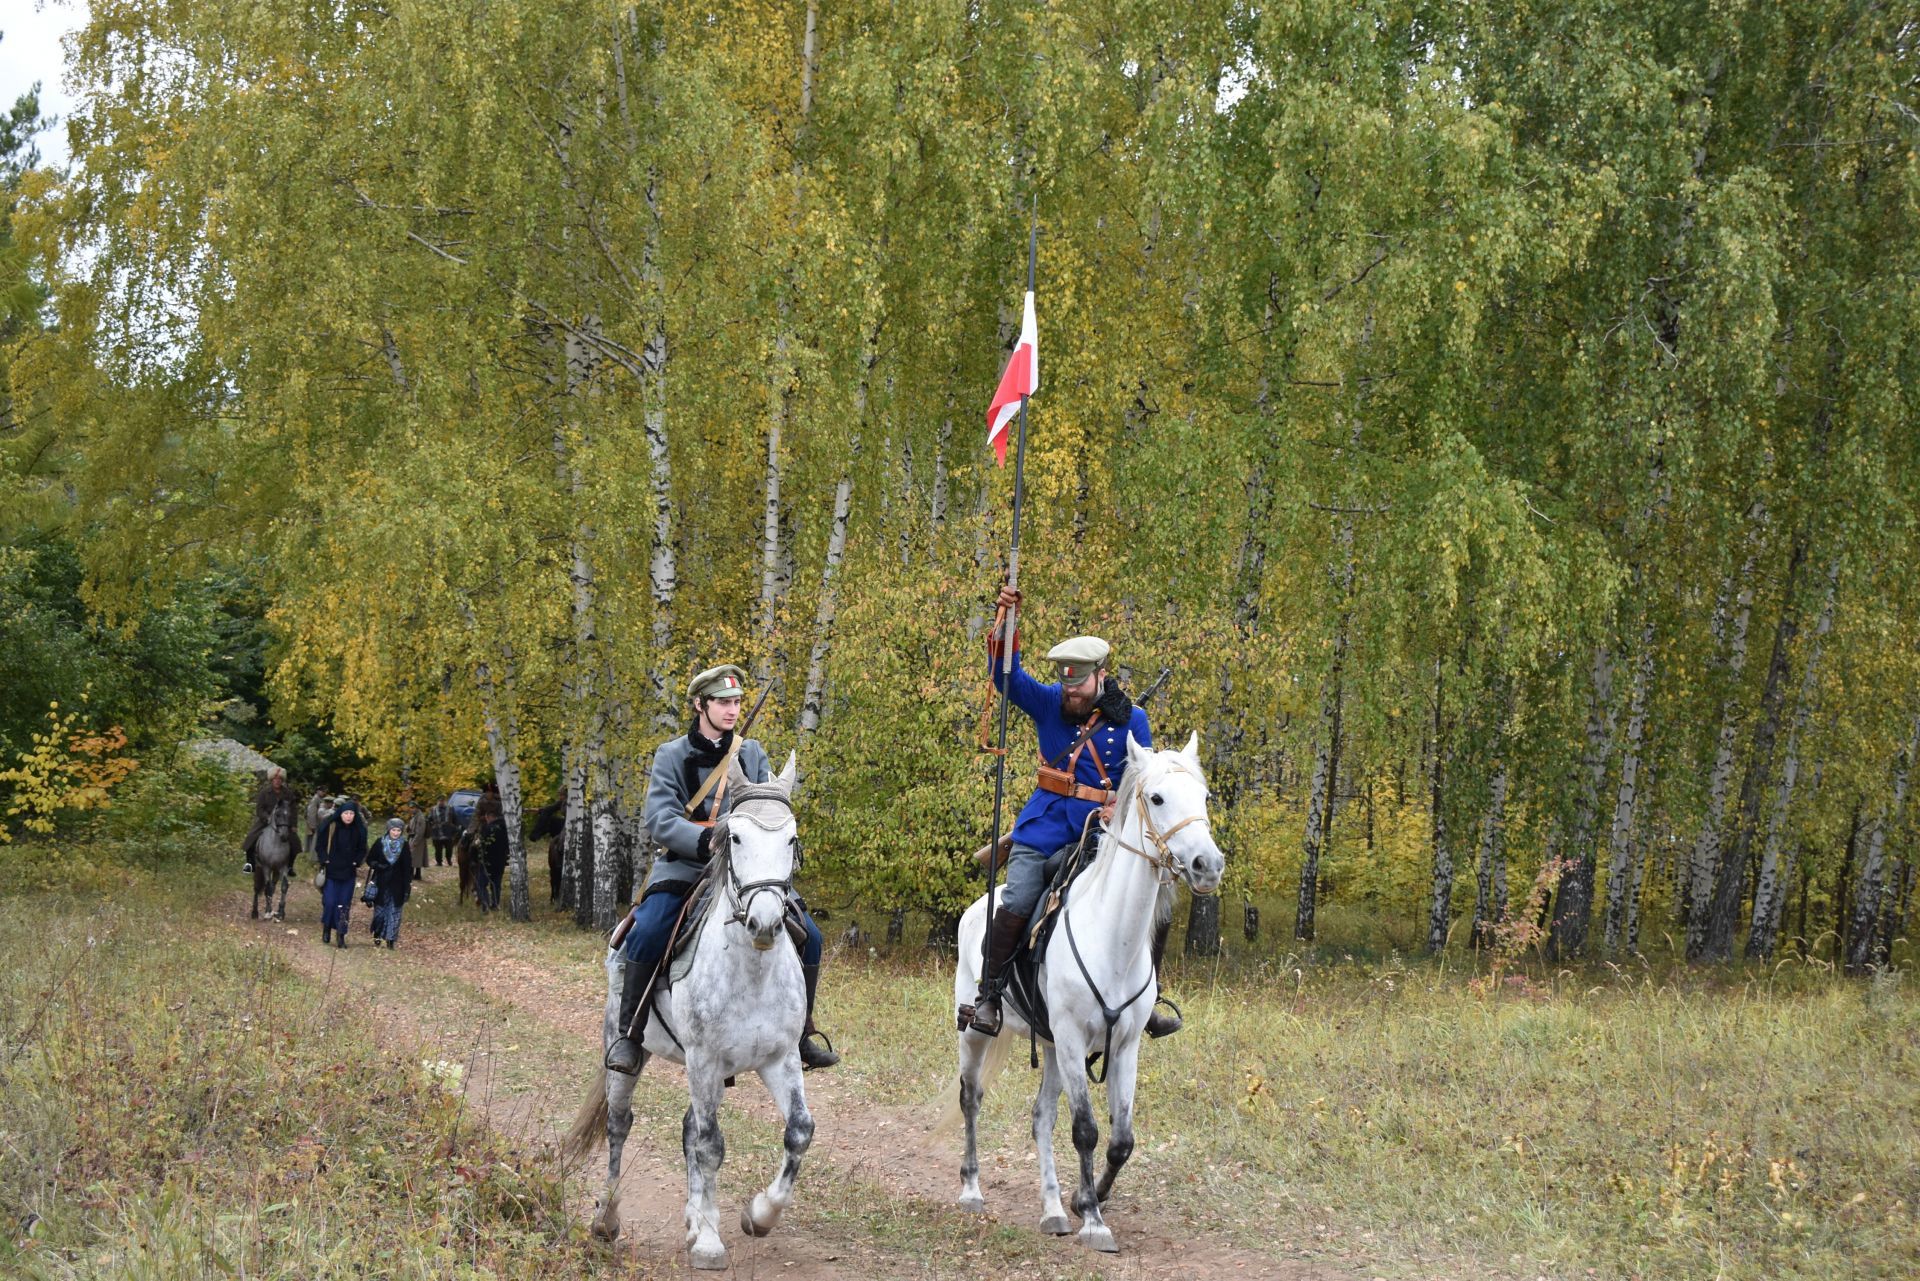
[565,755,815,1271]
[947,732,1224,1252]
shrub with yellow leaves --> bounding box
[0,702,140,842]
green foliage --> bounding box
[7,0,1919,957]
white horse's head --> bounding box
[717,752,801,951]
[1123,732,1225,896]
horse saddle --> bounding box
[632,877,807,994]
[997,825,1102,1048]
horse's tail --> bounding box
[561,1066,608,1167]
[929,1032,1015,1139]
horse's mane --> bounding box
[1093,740,1204,896]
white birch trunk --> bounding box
[1747,558,1838,958]
[1626,765,1657,952]
[458,598,530,922]
[930,391,952,546]
[1472,759,1510,947]
[1685,500,1764,959]
[1294,342,1370,944]
[1552,641,1616,958]
[967,484,992,643]
[1426,660,1453,954]
[1847,710,1920,973]
[756,1,818,682]
[1604,616,1656,951]
[798,331,876,739]
[1295,532,1351,944]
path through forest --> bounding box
[218,873,1363,1280]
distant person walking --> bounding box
[316,799,368,947]
[368,816,414,949]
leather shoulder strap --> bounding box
[684,735,746,818]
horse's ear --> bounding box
[727,758,752,796]
[1126,732,1152,772]
[1181,730,1202,769]
[776,751,799,795]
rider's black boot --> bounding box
[799,963,839,1070]
[1145,915,1183,1038]
[966,910,1030,1038]
[605,956,648,1075]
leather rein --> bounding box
[1058,758,1214,1083]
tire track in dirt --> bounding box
[218,875,1358,1280]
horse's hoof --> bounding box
[958,1194,986,1215]
[1080,1224,1119,1253]
[689,1241,729,1270]
[740,1195,777,1237]
[1040,1214,1072,1235]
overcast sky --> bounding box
[2,1,88,171]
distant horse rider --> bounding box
[605,664,838,1074]
[241,767,297,875]
[966,584,1181,1039]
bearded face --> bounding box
[1061,670,1102,720]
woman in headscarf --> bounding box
[316,798,368,947]
[368,816,415,949]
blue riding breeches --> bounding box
[620,884,824,979]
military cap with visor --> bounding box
[1045,635,1111,684]
[688,663,749,702]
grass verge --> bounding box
[0,886,625,1280]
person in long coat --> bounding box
[368,816,414,949]
[316,799,368,947]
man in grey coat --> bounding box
[605,664,837,1074]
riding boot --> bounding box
[966,910,1030,1037]
[798,963,839,1070]
[1144,915,1183,1039]
[605,957,649,1075]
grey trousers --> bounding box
[998,842,1056,919]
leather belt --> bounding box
[1036,765,1114,805]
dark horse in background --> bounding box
[530,797,566,903]
[250,794,299,921]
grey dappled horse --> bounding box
[251,793,300,921]
[565,754,814,1271]
[945,732,1224,1253]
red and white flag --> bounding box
[985,290,1038,466]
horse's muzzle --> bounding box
[1189,847,1226,896]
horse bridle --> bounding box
[1111,761,1215,893]
[717,792,799,929]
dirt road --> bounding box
[223,875,1356,1280]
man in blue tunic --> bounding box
[605,664,838,1075]
[967,585,1182,1039]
